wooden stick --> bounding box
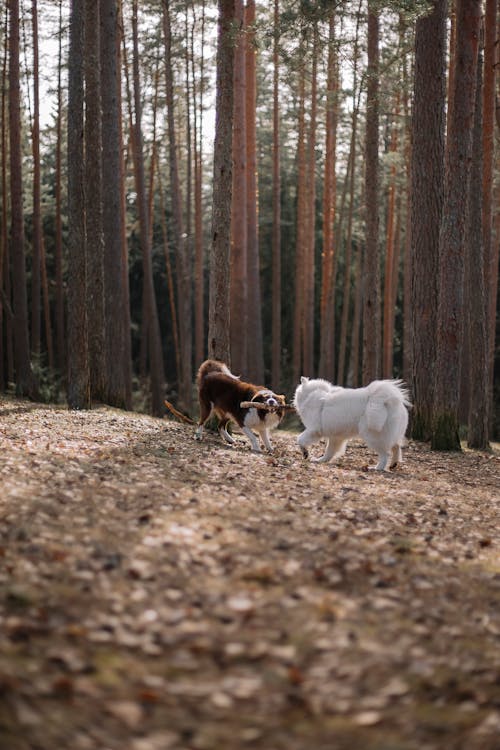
[240,401,295,411]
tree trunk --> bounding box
[101,0,132,410]
[432,0,480,451]
[55,0,65,377]
[230,0,248,375]
[245,0,264,384]
[482,0,497,429]
[271,0,281,391]
[162,0,192,411]
[382,95,400,378]
[67,0,90,409]
[131,0,165,416]
[466,50,489,449]
[208,0,235,364]
[292,54,307,382]
[194,0,206,367]
[30,0,41,358]
[85,0,106,402]
[9,0,38,399]
[319,12,337,382]
[410,0,446,440]
[362,2,380,384]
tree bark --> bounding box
[85,0,107,402]
[319,11,337,382]
[67,0,90,409]
[362,3,380,384]
[466,51,489,449]
[245,0,264,384]
[208,0,235,364]
[271,0,281,391]
[230,0,248,375]
[101,0,132,409]
[9,0,38,398]
[432,0,480,451]
[162,0,192,410]
[131,0,165,416]
[410,0,446,440]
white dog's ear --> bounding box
[300,376,308,384]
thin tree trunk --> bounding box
[303,24,318,378]
[9,0,37,398]
[318,11,337,382]
[245,0,264,384]
[208,0,235,364]
[337,3,362,385]
[271,0,281,391]
[337,126,357,385]
[85,0,106,402]
[230,0,248,375]
[432,0,480,450]
[67,0,90,408]
[292,54,307,382]
[382,95,400,378]
[482,0,497,429]
[101,0,132,410]
[193,0,205,367]
[30,0,41,357]
[362,2,380,384]
[0,8,10,389]
[55,0,65,376]
[467,50,489,449]
[131,0,165,416]
[348,244,363,387]
[162,0,192,410]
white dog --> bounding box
[293,377,411,471]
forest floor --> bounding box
[0,395,499,750]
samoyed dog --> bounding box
[293,377,411,471]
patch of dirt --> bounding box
[0,395,499,750]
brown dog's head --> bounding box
[251,390,287,421]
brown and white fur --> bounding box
[195,360,286,453]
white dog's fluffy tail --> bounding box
[364,380,411,433]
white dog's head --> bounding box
[293,376,336,413]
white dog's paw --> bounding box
[310,456,330,464]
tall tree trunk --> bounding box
[432,0,480,450]
[337,5,362,385]
[348,244,363,387]
[362,2,380,384]
[466,50,489,449]
[193,0,205,367]
[245,0,264,384]
[85,0,106,402]
[67,0,90,408]
[30,0,41,358]
[1,11,10,389]
[101,0,132,409]
[131,0,165,416]
[162,0,192,410]
[55,0,65,376]
[208,0,235,364]
[318,12,337,382]
[230,0,248,374]
[292,53,307,382]
[303,23,318,378]
[410,0,446,440]
[9,0,37,399]
[271,0,281,391]
[482,0,497,429]
[382,95,400,378]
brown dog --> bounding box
[195,359,286,452]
